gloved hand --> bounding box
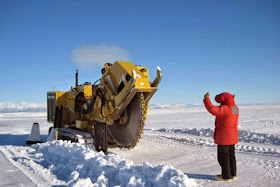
[204,92,210,99]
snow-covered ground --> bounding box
[0,104,280,186]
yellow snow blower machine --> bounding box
[47,61,162,152]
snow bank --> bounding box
[0,102,46,112]
[145,128,280,156]
[148,127,280,146]
[11,141,197,187]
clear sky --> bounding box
[0,0,279,105]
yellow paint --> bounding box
[75,120,88,129]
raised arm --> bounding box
[203,96,225,117]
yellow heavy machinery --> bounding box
[47,61,162,152]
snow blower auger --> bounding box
[47,61,162,153]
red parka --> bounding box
[203,92,239,145]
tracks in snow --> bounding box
[144,128,280,157]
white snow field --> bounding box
[0,104,280,186]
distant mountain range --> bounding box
[0,101,278,113]
[0,102,47,113]
[149,103,203,109]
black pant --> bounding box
[217,145,236,179]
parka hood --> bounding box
[215,92,235,106]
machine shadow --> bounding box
[0,134,48,146]
[185,173,216,181]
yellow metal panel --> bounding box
[55,91,66,106]
[135,77,150,88]
[65,91,75,114]
[84,85,92,98]
[76,120,88,129]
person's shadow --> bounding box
[185,173,216,181]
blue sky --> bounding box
[0,0,279,104]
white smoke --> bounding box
[72,45,130,69]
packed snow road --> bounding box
[0,104,280,186]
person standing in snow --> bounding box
[203,92,239,181]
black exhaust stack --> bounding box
[76,69,79,87]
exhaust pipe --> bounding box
[76,69,79,87]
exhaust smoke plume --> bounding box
[72,45,130,70]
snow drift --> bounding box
[7,141,197,187]
[148,127,280,146]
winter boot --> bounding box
[215,175,232,182]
